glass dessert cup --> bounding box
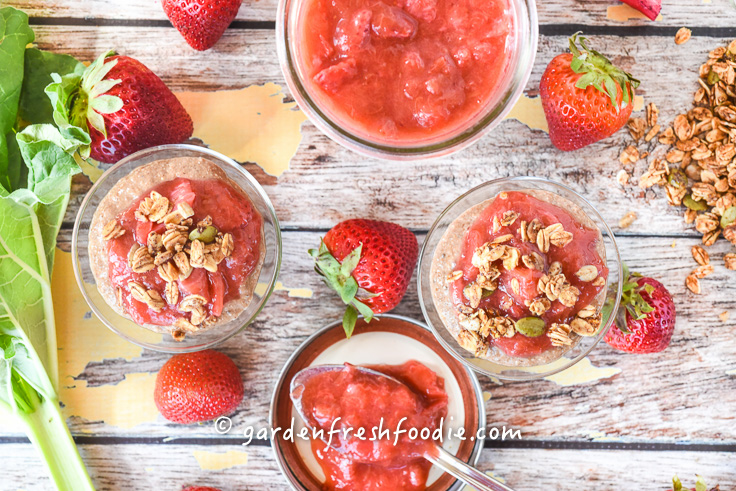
[418,177,622,381]
[276,0,538,160]
[72,144,282,353]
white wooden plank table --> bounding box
[2,0,736,489]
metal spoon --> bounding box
[290,364,514,491]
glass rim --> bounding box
[71,143,283,353]
[417,176,624,381]
[276,0,539,160]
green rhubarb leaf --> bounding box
[19,48,83,126]
[0,6,35,193]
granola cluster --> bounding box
[103,190,235,340]
[449,212,603,357]
[620,40,736,294]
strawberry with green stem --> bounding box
[47,50,193,164]
[605,263,676,354]
[309,219,419,337]
[540,32,640,151]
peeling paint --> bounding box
[176,83,307,177]
[504,94,548,133]
[60,373,159,429]
[606,4,662,22]
[193,450,249,470]
[256,280,314,298]
[525,357,621,386]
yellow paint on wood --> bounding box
[193,450,249,470]
[727,369,736,375]
[482,391,492,402]
[462,471,506,489]
[59,373,159,429]
[52,250,147,378]
[504,94,548,133]
[606,4,662,22]
[52,250,160,428]
[525,357,621,386]
[256,281,314,298]
[633,95,644,112]
[175,83,307,177]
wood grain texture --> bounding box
[12,0,736,28]
[4,2,736,488]
[44,231,736,443]
[1,443,734,490]
[33,26,736,234]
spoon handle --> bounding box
[425,444,514,491]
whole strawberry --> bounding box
[540,33,640,151]
[605,268,676,354]
[48,51,193,163]
[155,350,243,424]
[163,0,242,51]
[309,219,419,337]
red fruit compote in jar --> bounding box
[430,190,609,367]
[294,0,517,144]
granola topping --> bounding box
[443,191,608,362]
[103,220,125,241]
[547,323,572,347]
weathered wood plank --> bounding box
[11,0,736,28]
[43,231,736,442]
[33,26,736,235]
[2,443,734,490]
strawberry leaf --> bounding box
[352,298,374,322]
[673,476,683,491]
[342,305,358,338]
[89,94,123,115]
[340,244,362,278]
[695,476,707,491]
[566,32,640,111]
[310,239,376,336]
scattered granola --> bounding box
[675,27,692,46]
[692,264,714,278]
[691,245,710,265]
[725,252,736,269]
[619,211,637,229]
[618,40,736,293]
[685,274,701,294]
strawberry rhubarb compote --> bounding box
[296,0,516,143]
[296,361,448,490]
[430,191,608,366]
[88,158,265,341]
